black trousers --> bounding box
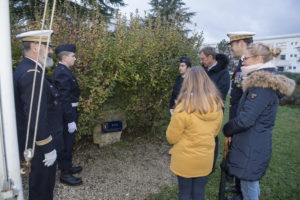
[229,103,242,193]
[29,152,56,200]
[58,126,76,171]
[58,110,78,172]
[212,136,219,171]
[177,176,208,200]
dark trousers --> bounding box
[58,109,78,172]
[229,103,242,194]
[29,152,56,200]
[177,176,208,200]
[212,136,219,171]
[58,127,76,171]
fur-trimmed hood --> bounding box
[242,69,296,96]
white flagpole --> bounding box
[0,0,24,199]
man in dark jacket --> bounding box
[199,47,230,102]
[199,46,230,172]
[227,31,256,119]
[224,31,256,199]
[53,44,82,186]
[14,30,57,200]
[169,57,192,114]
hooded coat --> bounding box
[166,104,223,178]
[223,67,295,181]
[205,54,230,102]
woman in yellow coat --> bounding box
[166,66,224,200]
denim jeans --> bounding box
[240,180,260,200]
[177,176,208,200]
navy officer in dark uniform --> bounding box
[53,44,83,186]
[14,30,57,200]
[227,31,255,119]
[224,31,255,200]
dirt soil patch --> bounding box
[23,140,177,200]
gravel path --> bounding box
[23,141,177,200]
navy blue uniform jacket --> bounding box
[52,63,80,123]
[169,75,184,109]
[13,57,54,156]
[46,78,64,152]
[229,59,243,119]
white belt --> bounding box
[71,102,79,107]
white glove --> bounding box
[68,122,77,133]
[43,149,57,167]
[169,109,174,115]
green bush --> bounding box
[280,72,300,105]
[282,72,300,85]
[11,11,202,137]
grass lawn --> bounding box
[146,104,300,200]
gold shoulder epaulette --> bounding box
[36,135,53,146]
[27,69,40,73]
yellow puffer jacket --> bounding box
[166,104,223,178]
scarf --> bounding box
[241,61,276,77]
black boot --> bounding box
[69,166,82,174]
[60,171,82,186]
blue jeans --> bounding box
[177,176,208,200]
[240,180,260,200]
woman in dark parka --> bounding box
[223,43,295,200]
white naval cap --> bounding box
[227,31,256,43]
[16,30,55,46]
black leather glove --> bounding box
[223,121,234,137]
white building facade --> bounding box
[255,34,300,73]
[203,33,300,73]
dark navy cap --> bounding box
[55,44,76,55]
[179,57,192,67]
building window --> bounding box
[277,66,284,72]
[291,42,294,45]
[290,54,293,57]
[280,55,286,60]
[289,66,292,69]
[293,67,296,69]
[295,54,297,57]
[296,42,298,45]
[276,42,287,47]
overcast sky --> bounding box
[119,0,300,43]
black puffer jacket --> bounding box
[205,54,230,102]
[223,68,295,181]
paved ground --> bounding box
[22,141,177,200]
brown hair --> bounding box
[57,51,72,61]
[199,46,217,59]
[176,66,223,114]
[247,43,281,63]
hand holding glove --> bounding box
[68,122,77,133]
[169,109,174,115]
[43,149,57,167]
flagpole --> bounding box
[0,0,24,199]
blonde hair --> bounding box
[176,66,224,114]
[247,43,281,63]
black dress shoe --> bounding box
[69,166,82,174]
[60,174,83,186]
